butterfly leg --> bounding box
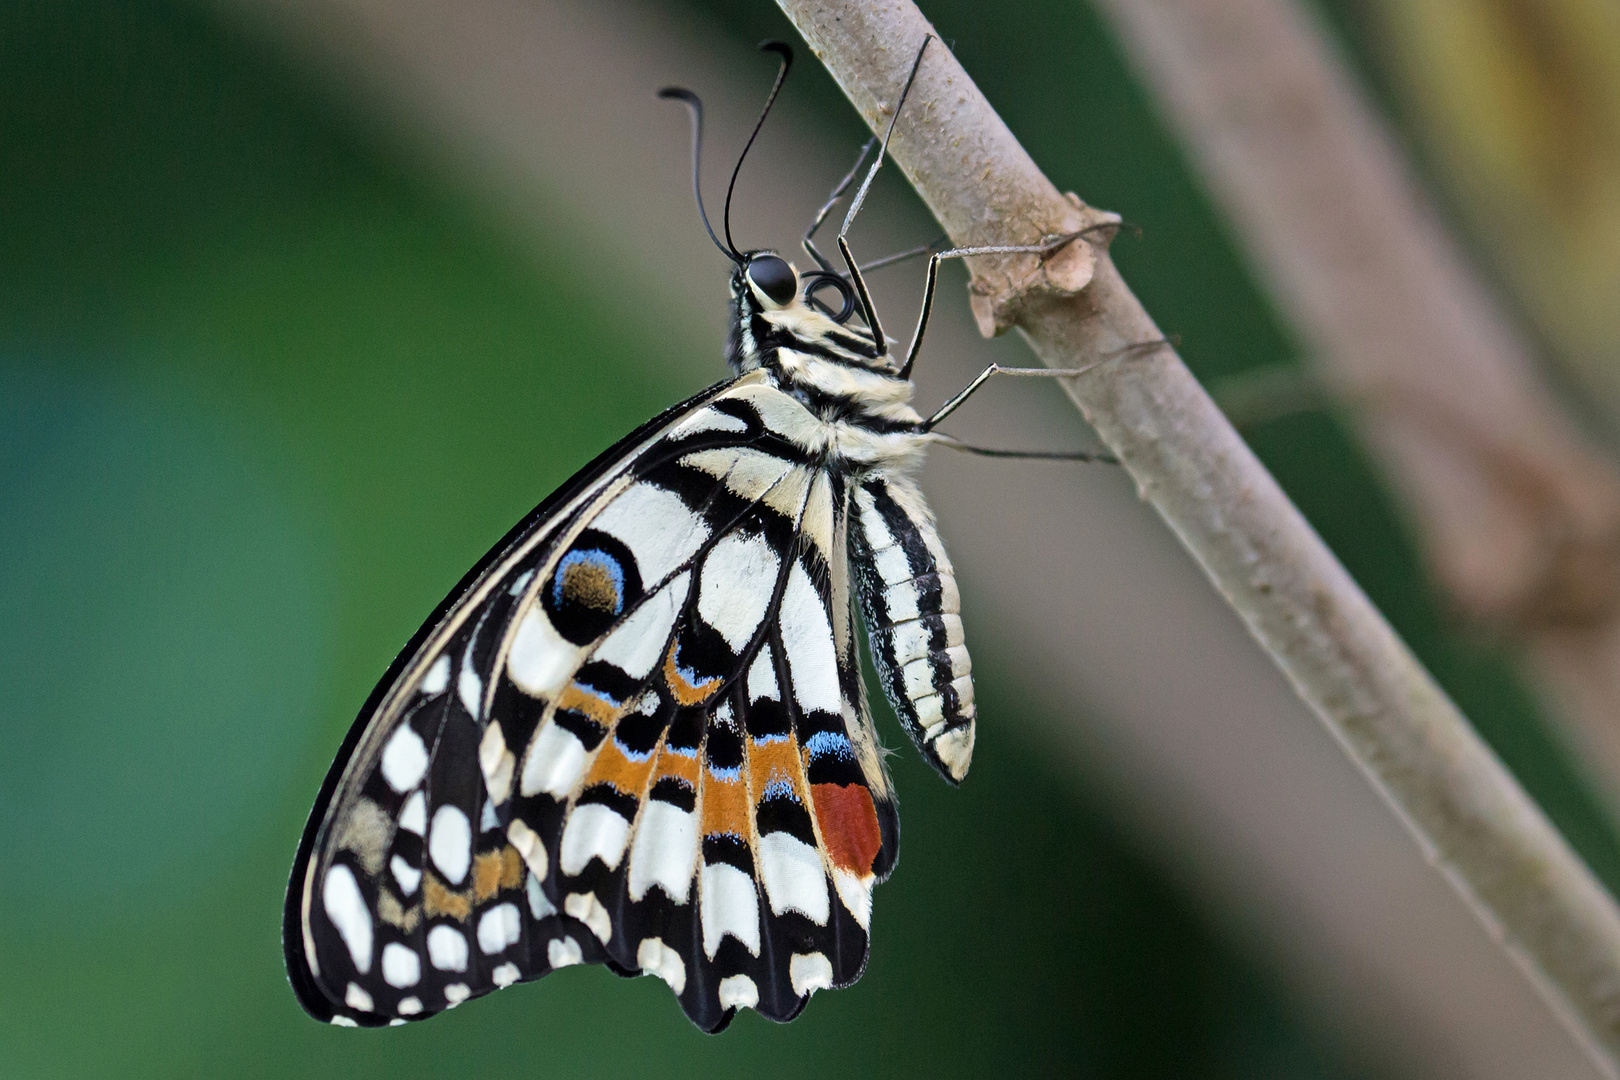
[921,335,1175,430]
[857,236,946,276]
[899,226,1112,379]
[803,138,875,274]
[922,362,1101,430]
[834,35,934,357]
[932,436,1117,464]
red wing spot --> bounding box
[810,783,882,874]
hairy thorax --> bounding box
[765,352,930,473]
[730,268,934,475]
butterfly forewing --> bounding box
[287,372,900,1030]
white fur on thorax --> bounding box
[774,348,914,411]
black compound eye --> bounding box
[746,255,797,306]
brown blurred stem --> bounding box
[775,0,1620,1071]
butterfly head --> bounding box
[660,46,897,377]
[726,250,882,374]
[741,251,798,308]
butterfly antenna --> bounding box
[841,35,931,237]
[657,87,738,265]
[722,41,793,259]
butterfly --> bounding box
[284,36,1103,1033]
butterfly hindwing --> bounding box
[287,373,900,1030]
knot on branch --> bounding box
[967,196,1121,337]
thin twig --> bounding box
[775,1,1620,1072]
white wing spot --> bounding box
[396,996,422,1016]
[697,532,779,651]
[519,722,588,798]
[779,562,841,717]
[443,983,471,1006]
[592,571,690,679]
[479,722,515,805]
[832,867,874,930]
[321,864,372,974]
[492,962,521,988]
[721,449,795,504]
[636,937,687,995]
[381,942,421,988]
[726,383,827,453]
[679,447,737,479]
[790,952,834,997]
[480,797,500,833]
[759,831,830,925]
[345,983,374,1013]
[747,644,778,702]
[560,803,631,875]
[390,854,421,896]
[592,482,712,587]
[718,974,759,1009]
[760,465,810,521]
[526,871,556,919]
[428,805,472,885]
[426,925,469,972]
[548,935,584,968]
[507,568,536,597]
[457,666,483,720]
[700,862,761,958]
[802,472,834,558]
[419,654,451,696]
[397,790,426,836]
[508,819,549,880]
[627,800,698,904]
[330,1016,358,1028]
[564,891,613,943]
[673,406,749,437]
[379,725,429,794]
[745,641,777,702]
[508,606,584,698]
[477,902,523,955]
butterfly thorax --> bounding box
[726,254,930,473]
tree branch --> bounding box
[776,0,1620,1071]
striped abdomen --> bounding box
[849,476,975,782]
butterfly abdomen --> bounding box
[850,476,976,783]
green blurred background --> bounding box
[2,1,1615,1077]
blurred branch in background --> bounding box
[1351,0,1620,861]
[1361,0,1620,432]
[776,0,1620,1072]
[1092,0,1620,812]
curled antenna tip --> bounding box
[657,87,737,264]
[758,40,793,64]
